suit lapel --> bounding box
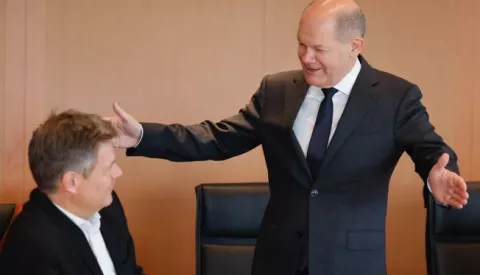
[314,57,380,181]
[101,219,125,275]
[284,72,310,130]
[283,72,314,183]
[99,192,130,275]
[29,189,104,275]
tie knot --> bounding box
[322,87,338,98]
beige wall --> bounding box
[1,0,479,274]
[0,0,4,194]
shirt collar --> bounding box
[331,57,362,96]
[53,203,102,234]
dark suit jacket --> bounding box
[0,189,144,275]
[126,56,458,275]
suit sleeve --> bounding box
[394,85,460,204]
[125,76,267,161]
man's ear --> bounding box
[350,36,364,56]
[59,171,79,194]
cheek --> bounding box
[101,178,113,191]
[93,177,111,194]
[318,53,338,67]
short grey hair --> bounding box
[334,8,366,43]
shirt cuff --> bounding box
[133,127,144,148]
[427,178,432,193]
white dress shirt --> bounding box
[293,58,362,156]
[291,58,436,196]
[54,204,117,275]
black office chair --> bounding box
[0,203,17,246]
[427,181,480,275]
[195,182,270,275]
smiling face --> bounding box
[297,17,355,88]
[297,1,364,87]
[70,141,123,213]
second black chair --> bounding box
[427,181,480,275]
[195,182,270,275]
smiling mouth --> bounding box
[305,68,324,74]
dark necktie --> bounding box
[306,87,338,179]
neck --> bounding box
[48,192,95,220]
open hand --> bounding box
[104,102,142,148]
[428,153,469,209]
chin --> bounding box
[303,72,330,87]
[305,77,330,87]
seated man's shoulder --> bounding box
[1,201,62,266]
[3,201,60,248]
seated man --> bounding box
[0,110,144,275]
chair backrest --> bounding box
[195,182,270,275]
[0,203,17,246]
[427,181,480,275]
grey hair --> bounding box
[334,8,366,43]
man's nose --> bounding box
[300,48,315,63]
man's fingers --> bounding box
[448,201,464,209]
[452,186,469,200]
[103,116,115,122]
[450,192,468,204]
[444,190,468,208]
[449,176,469,199]
[453,178,468,192]
[112,102,132,122]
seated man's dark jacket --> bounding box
[0,188,144,275]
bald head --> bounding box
[302,0,365,43]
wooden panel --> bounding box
[44,1,265,274]
[473,0,480,181]
[264,0,312,73]
[358,0,476,274]
[2,0,27,203]
[23,0,46,197]
[0,0,5,199]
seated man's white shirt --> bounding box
[54,203,117,275]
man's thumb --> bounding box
[433,153,450,171]
[113,102,130,122]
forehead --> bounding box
[298,16,336,44]
[95,141,115,163]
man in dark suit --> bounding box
[0,110,144,275]
[105,0,469,274]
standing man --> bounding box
[105,0,468,274]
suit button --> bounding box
[310,189,318,197]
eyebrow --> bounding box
[297,39,326,49]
